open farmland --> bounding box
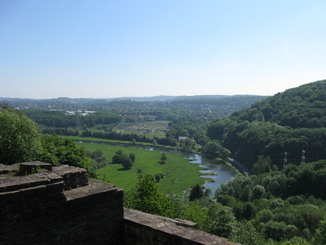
[113,120,170,139]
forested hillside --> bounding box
[207,80,326,171]
[214,159,326,244]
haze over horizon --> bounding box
[1,1,326,99]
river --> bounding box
[78,140,237,197]
[147,148,236,196]
[176,152,236,197]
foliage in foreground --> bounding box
[39,134,95,177]
[124,174,238,236]
[0,105,95,176]
[0,105,42,164]
[125,174,174,217]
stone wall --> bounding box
[124,209,237,245]
[0,163,237,245]
[0,164,124,245]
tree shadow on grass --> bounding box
[117,168,129,171]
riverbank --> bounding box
[64,136,239,195]
[75,141,206,193]
[61,136,248,175]
[221,159,242,176]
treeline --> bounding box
[207,80,326,170]
[23,110,121,128]
[42,127,179,147]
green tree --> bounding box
[125,174,174,217]
[161,153,167,161]
[111,150,134,169]
[240,185,253,202]
[231,221,265,245]
[256,209,273,223]
[39,134,96,177]
[121,155,133,169]
[40,134,89,167]
[208,203,238,239]
[182,203,211,231]
[87,149,108,169]
[216,194,236,207]
[252,185,265,200]
[251,156,272,174]
[202,141,221,156]
[0,106,42,164]
[112,150,124,163]
[179,138,195,152]
[315,215,326,245]
[282,237,312,245]
[262,220,287,241]
[160,153,167,164]
[219,147,231,160]
[129,153,136,163]
[155,173,162,182]
[189,184,204,201]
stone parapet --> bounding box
[0,164,124,245]
[124,209,238,245]
[20,161,52,174]
[0,171,63,193]
[52,165,88,190]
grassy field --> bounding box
[113,120,169,139]
[75,141,205,194]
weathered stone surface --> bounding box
[0,171,63,193]
[0,165,124,245]
[64,179,119,200]
[124,209,238,245]
[0,163,20,176]
[53,165,88,190]
[20,161,52,174]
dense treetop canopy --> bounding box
[0,105,42,164]
[231,80,326,128]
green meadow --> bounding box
[75,141,205,193]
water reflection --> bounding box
[181,153,235,197]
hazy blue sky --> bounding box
[1,0,326,99]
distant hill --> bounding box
[110,95,177,101]
[231,80,326,128]
[1,94,262,103]
[1,95,266,119]
[207,79,326,171]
